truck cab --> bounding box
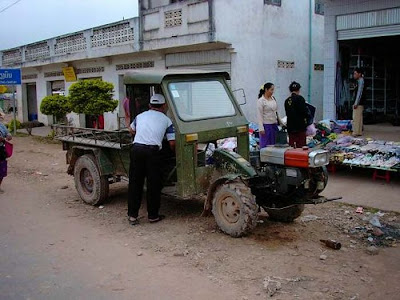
[123,70,251,198]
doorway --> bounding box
[27,83,38,121]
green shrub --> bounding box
[68,79,118,115]
[40,94,71,123]
[6,119,22,130]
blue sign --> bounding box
[0,68,22,85]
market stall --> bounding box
[307,120,400,182]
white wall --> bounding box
[214,0,325,123]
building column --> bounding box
[323,12,338,120]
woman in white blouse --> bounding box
[257,82,283,148]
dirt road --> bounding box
[1,136,400,299]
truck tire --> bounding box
[212,181,258,237]
[264,204,305,223]
[74,154,109,205]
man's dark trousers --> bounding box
[128,144,162,219]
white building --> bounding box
[323,0,400,124]
[0,0,325,129]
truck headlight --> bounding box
[309,150,329,167]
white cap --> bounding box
[150,94,165,105]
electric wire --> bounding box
[0,0,22,14]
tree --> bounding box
[40,94,71,124]
[68,80,118,128]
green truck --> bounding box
[54,69,335,237]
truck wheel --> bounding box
[212,181,258,237]
[74,154,109,205]
[264,204,305,223]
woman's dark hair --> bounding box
[258,82,274,98]
[289,81,301,92]
[354,67,364,75]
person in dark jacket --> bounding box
[284,82,309,148]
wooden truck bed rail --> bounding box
[52,125,132,149]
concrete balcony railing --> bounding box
[141,0,214,50]
[0,18,139,68]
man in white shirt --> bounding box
[128,94,175,225]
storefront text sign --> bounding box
[0,69,21,85]
[63,67,77,82]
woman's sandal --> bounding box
[128,216,139,226]
[148,215,165,223]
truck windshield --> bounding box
[168,80,236,121]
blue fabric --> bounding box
[0,160,7,178]
[0,123,9,147]
[259,123,278,148]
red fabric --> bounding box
[5,141,13,158]
[98,115,104,129]
[289,131,306,148]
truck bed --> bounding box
[52,125,132,149]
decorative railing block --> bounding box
[165,9,182,27]
[91,22,134,48]
[25,42,50,61]
[55,33,87,55]
[277,60,295,68]
[116,61,154,70]
[22,74,38,80]
[44,71,64,78]
[2,48,22,65]
[76,67,105,74]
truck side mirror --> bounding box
[232,88,246,106]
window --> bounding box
[264,0,281,6]
[168,80,236,121]
[315,0,324,15]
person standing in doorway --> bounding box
[257,82,284,148]
[127,94,175,225]
[284,82,309,148]
[122,97,131,129]
[0,110,13,193]
[352,67,366,136]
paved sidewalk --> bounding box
[17,126,52,137]
[322,167,400,213]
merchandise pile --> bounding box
[308,120,400,171]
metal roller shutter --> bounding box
[338,24,400,40]
[337,7,400,40]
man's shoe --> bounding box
[149,215,165,223]
[128,216,139,226]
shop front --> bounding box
[320,3,400,179]
[337,35,400,126]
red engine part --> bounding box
[284,147,310,168]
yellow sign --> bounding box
[62,67,77,82]
[0,85,7,93]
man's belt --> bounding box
[133,143,159,151]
